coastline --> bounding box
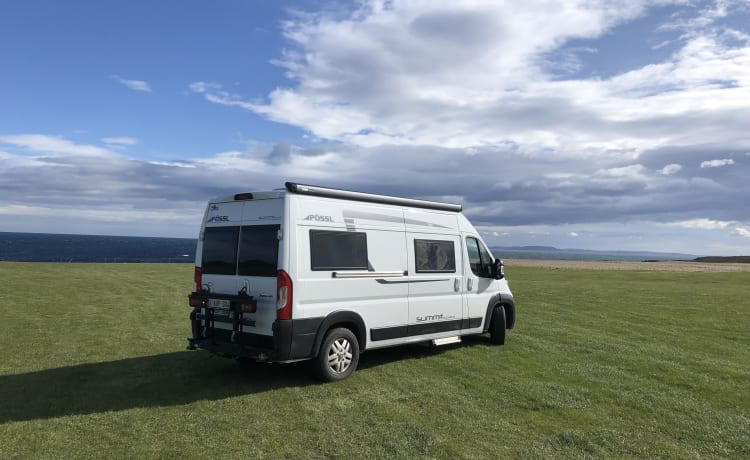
[504,258,750,272]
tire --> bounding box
[489,305,506,345]
[314,327,360,382]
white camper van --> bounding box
[188,183,515,381]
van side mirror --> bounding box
[492,258,505,280]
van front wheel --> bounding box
[489,305,506,345]
[315,328,360,382]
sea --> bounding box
[0,232,196,263]
[0,232,696,263]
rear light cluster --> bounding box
[276,270,293,320]
[188,296,203,308]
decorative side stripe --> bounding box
[375,277,451,284]
[332,270,405,279]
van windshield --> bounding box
[202,225,280,277]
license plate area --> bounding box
[208,298,231,309]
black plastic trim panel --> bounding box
[483,294,516,332]
[189,312,325,362]
[370,317,483,342]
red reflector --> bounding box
[189,297,203,308]
[194,266,202,292]
[234,193,254,200]
[242,303,257,313]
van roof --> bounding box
[209,182,463,213]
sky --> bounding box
[1,0,749,256]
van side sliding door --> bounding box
[406,233,465,336]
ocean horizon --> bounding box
[0,232,697,263]
[0,232,196,263]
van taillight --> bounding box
[194,267,202,292]
[276,270,293,320]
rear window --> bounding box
[202,225,279,277]
[202,226,239,275]
[238,225,280,277]
[310,230,368,271]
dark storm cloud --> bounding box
[274,142,749,228]
[2,121,748,252]
[266,142,292,165]
[3,136,747,232]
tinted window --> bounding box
[478,241,494,276]
[466,237,492,278]
[202,226,239,275]
[310,230,368,270]
[238,225,280,277]
[415,239,456,273]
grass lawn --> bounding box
[0,262,748,458]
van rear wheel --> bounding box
[489,305,506,345]
[315,328,359,382]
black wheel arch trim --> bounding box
[483,294,515,332]
[311,310,367,357]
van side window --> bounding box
[310,230,368,271]
[414,239,456,273]
[238,225,280,277]
[202,226,240,275]
[466,237,493,278]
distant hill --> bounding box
[491,246,697,262]
[692,256,750,264]
[503,246,559,251]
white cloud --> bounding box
[102,137,138,146]
[189,81,258,111]
[189,81,221,93]
[700,158,735,168]
[569,232,579,237]
[658,163,682,175]
[0,150,49,168]
[669,218,732,230]
[186,0,750,158]
[0,134,115,157]
[733,227,750,238]
[112,75,152,93]
[596,164,647,179]
[191,150,268,170]
[147,160,196,168]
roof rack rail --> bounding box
[285,182,462,212]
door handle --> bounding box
[467,278,473,291]
[454,278,460,292]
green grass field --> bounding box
[0,262,748,459]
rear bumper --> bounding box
[188,310,323,362]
